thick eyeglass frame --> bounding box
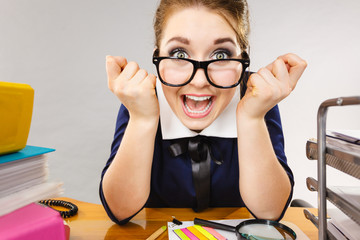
[152,50,250,89]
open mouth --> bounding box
[182,95,214,118]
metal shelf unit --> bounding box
[305,96,360,239]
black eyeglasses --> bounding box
[152,51,250,89]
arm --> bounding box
[236,53,307,220]
[101,56,159,222]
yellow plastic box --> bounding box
[0,81,34,155]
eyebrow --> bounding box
[166,36,190,45]
[166,36,236,47]
[214,37,236,46]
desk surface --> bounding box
[60,198,318,240]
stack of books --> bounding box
[0,145,66,239]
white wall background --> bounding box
[1,0,359,207]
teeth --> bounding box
[184,95,212,114]
[185,102,211,114]
[186,95,211,101]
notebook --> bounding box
[0,202,68,240]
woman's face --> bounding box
[158,7,241,131]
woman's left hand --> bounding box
[238,53,307,119]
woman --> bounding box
[100,0,307,225]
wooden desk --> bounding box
[60,198,318,240]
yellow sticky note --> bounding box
[187,226,208,240]
[194,225,218,240]
[174,229,191,240]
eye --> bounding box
[170,48,189,59]
[215,52,227,59]
[211,49,232,60]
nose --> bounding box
[189,68,209,88]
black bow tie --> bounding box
[168,136,223,212]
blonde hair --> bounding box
[154,0,250,53]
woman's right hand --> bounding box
[106,56,159,120]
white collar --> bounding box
[156,80,239,139]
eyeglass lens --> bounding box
[158,59,243,87]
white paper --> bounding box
[0,182,63,216]
[327,220,348,240]
[328,129,360,141]
[329,186,360,209]
[328,208,360,240]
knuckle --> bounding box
[137,69,148,78]
[274,58,284,65]
[282,53,293,59]
[113,85,125,97]
[127,61,139,71]
[301,60,308,68]
[148,73,156,79]
[249,72,260,81]
[258,67,268,74]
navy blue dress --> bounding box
[99,104,294,225]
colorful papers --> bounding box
[168,219,241,240]
[173,225,224,240]
[168,219,310,240]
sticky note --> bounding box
[173,229,191,240]
[181,228,199,240]
[203,226,227,240]
[193,225,218,240]
[187,226,208,240]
